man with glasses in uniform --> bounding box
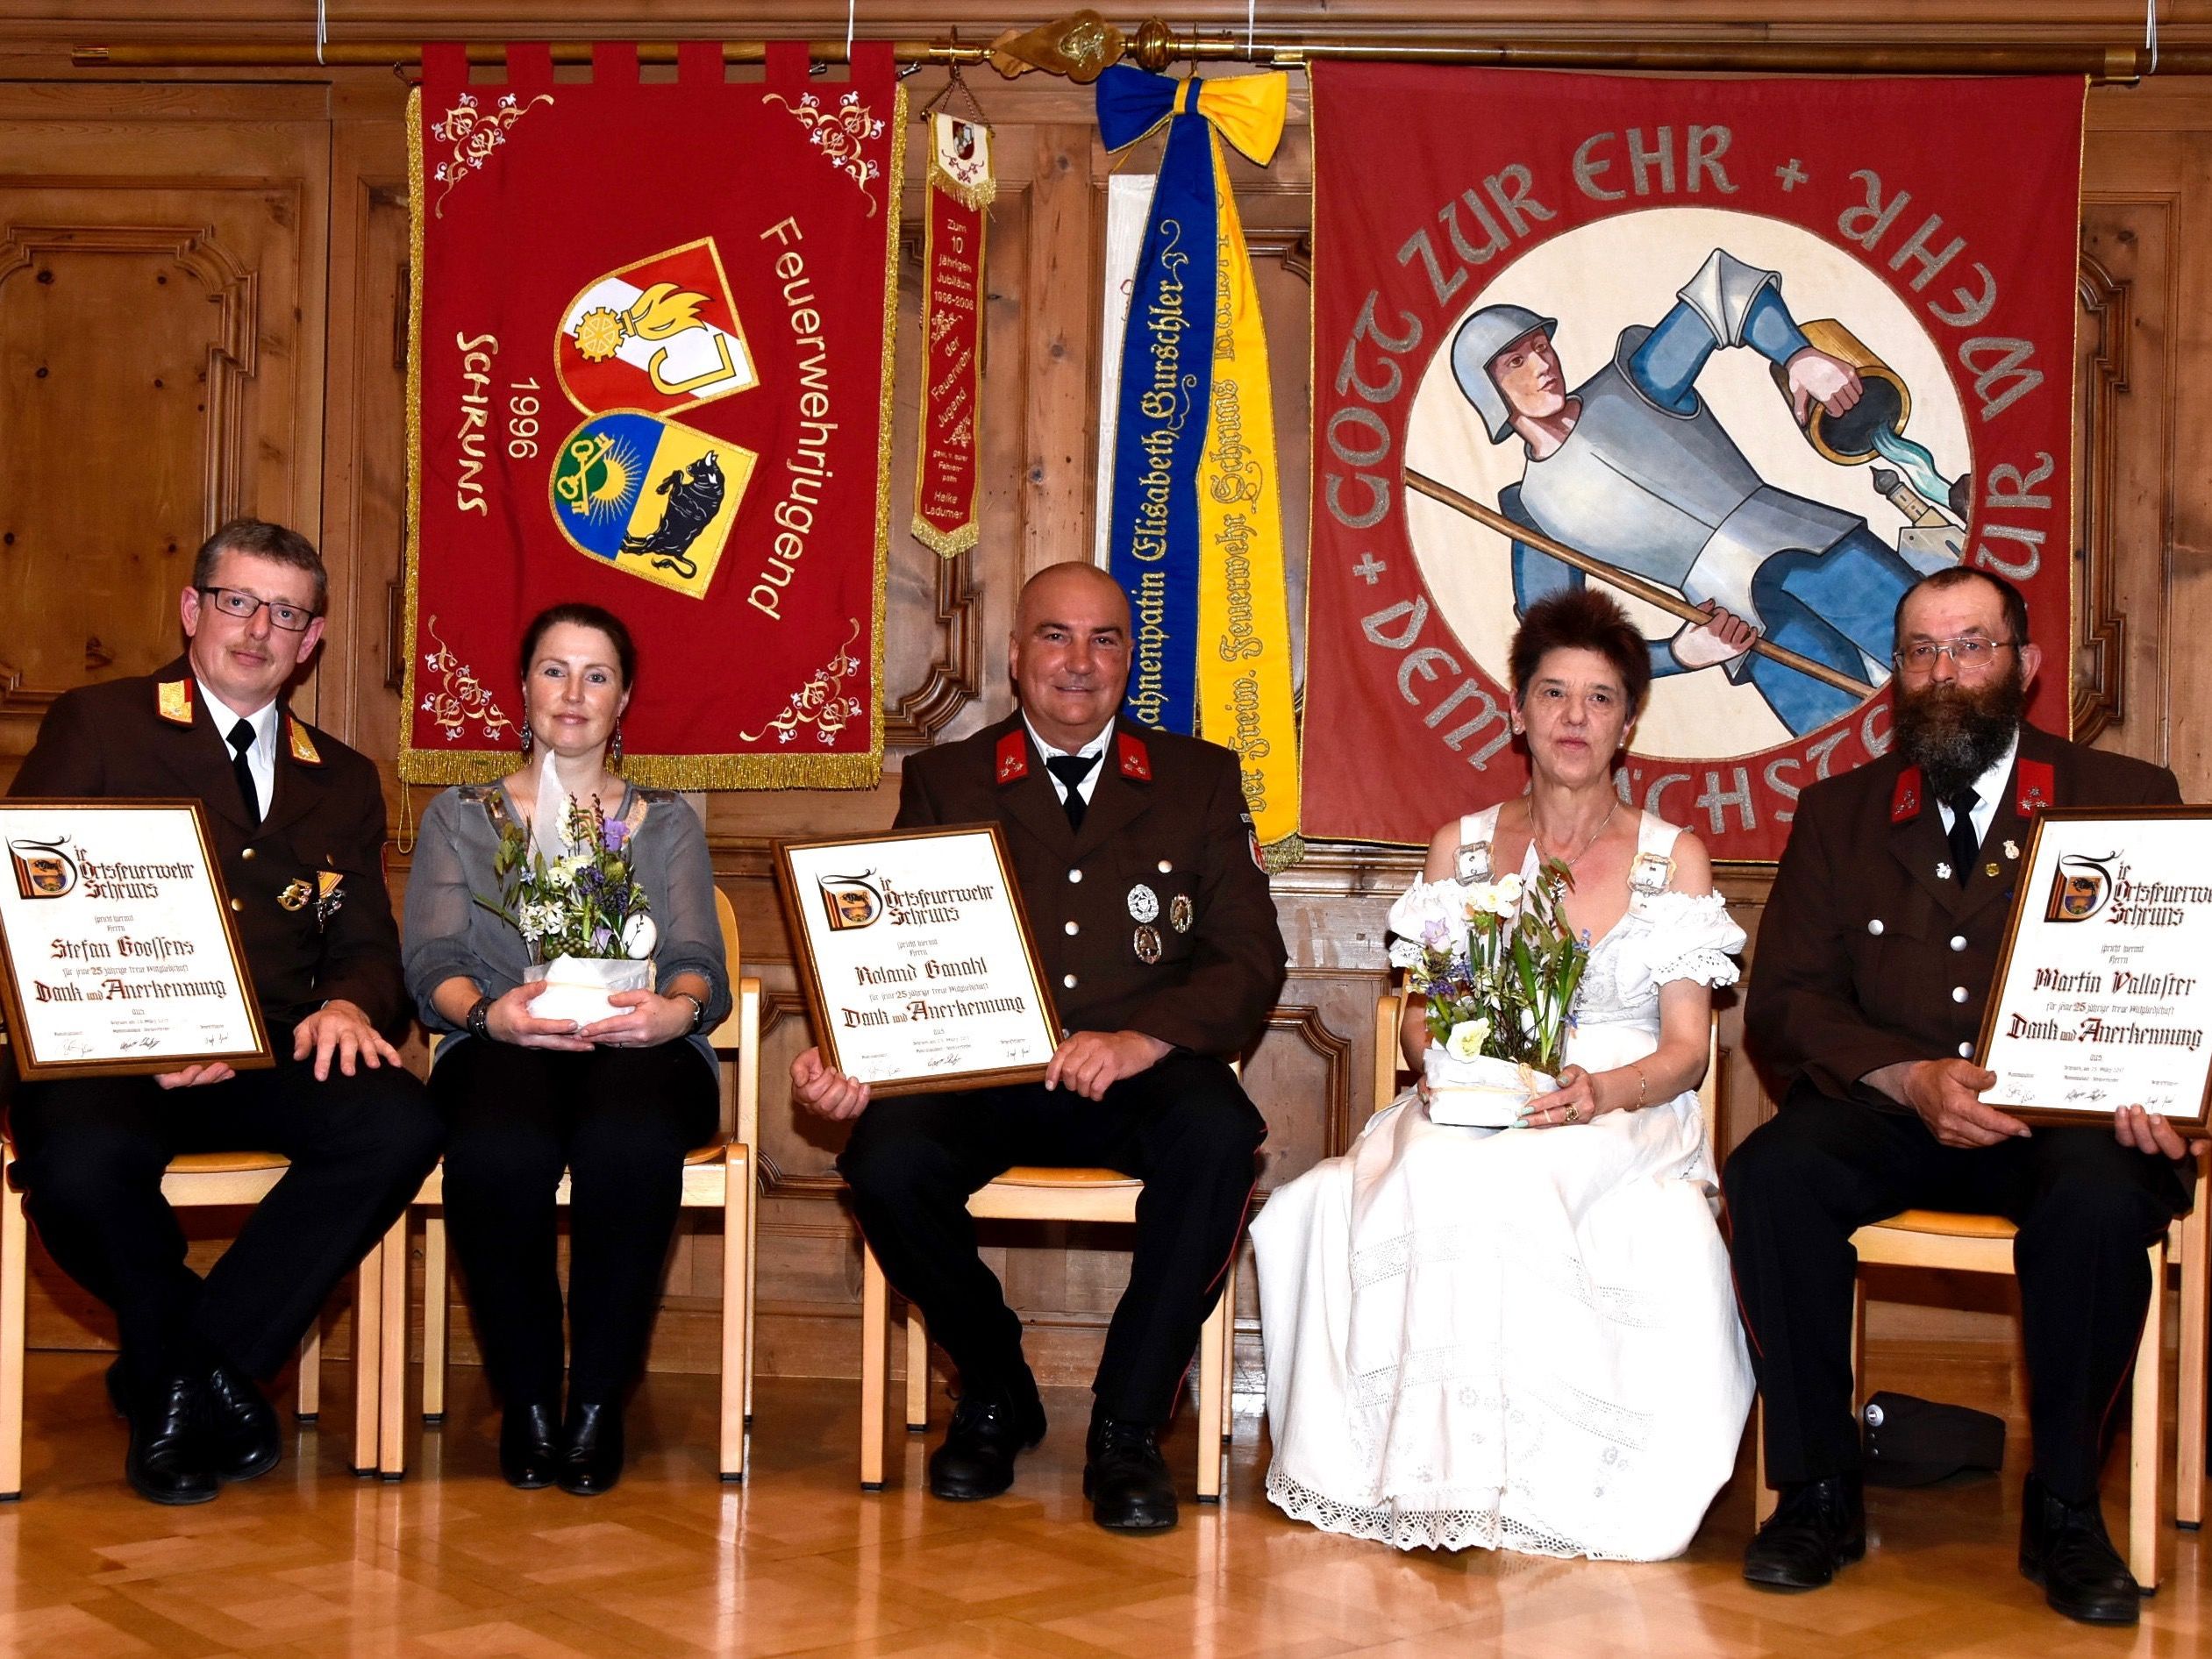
[6,519,441,1505]
[1726,567,2202,1624]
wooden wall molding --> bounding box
[2074,247,2132,744]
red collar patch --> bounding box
[2014,758,2056,818]
[1890,766,1923,824]
[1116,730,1152,781]
[995,730,1029,785]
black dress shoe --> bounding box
[2019,1472,2140,1625]
[926,1382,1047,1501]
[499,1402,561,1490]
[124,1374,218,1506]
[1743,1474,1866,1590]
[205,1364,281,1483]
[1083,1415,1178,1533]
[557,1401,625,1496]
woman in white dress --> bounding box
[1252,588,1752,1561]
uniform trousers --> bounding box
[431,1037,720,1406]
[838,1050,1265,1426]
[1724,1082,2190,1502]
[8,1044,443,1396]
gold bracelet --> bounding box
[1630,1064,1649,1109]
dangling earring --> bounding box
[610,723,624,769]
[519,723,533,757]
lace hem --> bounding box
[1264,1467,1644,1561]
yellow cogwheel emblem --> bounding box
[574,306,627,362]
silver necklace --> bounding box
[1531,795,1617,871]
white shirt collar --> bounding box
[196,682,279,754]
[1936,728,2020,845]
[1023,716,1112,805]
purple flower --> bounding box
[590,924,614,954]
[603,818,631,851]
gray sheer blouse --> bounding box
[403,782,731,1072]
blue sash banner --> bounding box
[1099,69,1217,734]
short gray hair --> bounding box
[192,518,327,615]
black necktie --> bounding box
[1045,752,1098,833]
[1945,787,1978,886]
[227,717,260,823]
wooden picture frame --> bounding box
[0,800,273,1081]
[774,822,1063,1097]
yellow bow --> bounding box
[1174,73,1289,167]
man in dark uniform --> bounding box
[1727,567,2202,1624]
[792,561,1286,1533]
[6,519,442,1505]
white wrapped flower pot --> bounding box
[1423,1046,1556,1129]
[523,956,656,1029]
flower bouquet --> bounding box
[476,797,657,1027]
[1386,863,1591,1128]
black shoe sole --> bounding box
[2019,1557,2141,1626]
[126,1467,218,1506]
[218,1440,281,1483]
[1081,1468,1179,1533]
[502,1469,557,1491]
[556,1472,620,1497]
[1744,1535,1863,1591]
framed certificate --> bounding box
[774,824,1063,1096]
[1976,805,2212,1131]
[0,801,273,1081]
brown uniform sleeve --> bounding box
[1116,750,1286,1057]
[10,691,104,798]
[307,758,410,1037]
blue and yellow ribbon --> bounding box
[1098,66,1302,864]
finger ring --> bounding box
[1564,1105,1580,1123]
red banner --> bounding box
[403,39,904,787]
[1302,67,2082,858]
[913,112,992,558]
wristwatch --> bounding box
[465,992,495,1041]
[674,992,705,1033]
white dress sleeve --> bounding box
[1630,889,1747,992]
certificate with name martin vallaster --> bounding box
[1977,805,2212,1131]
[774,824,1063,1096]
[0,801,272,1080]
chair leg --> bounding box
[2130,1242,2165,1591]
[0,1157,27,1500]
[2176,1194,2208,1529]
[296,1321,321,1421]
[718,1155,748,1482]
[1219,1253,1238,1445]
[903,1306,930,1432]
[351,1235,382,1475]
[1754,1399,1773,1524]
[420,1210,447,1425]
[860,1241,890,1490]
[1195,1288,1226,1503]
[376,1210,409,1479]
[744,1163,758,1430]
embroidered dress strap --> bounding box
[1452,804,1504,883]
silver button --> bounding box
[1959,1042,1973,1057]
[240,847,256,861]
[1952,986,1969,1003]
[1067,869,1082,884]
[1064,921,1079,936]
[1062,973,1078,990]
[1158,860,1172,873]
[1866,919,1884,936]
[1949,935,1967,952]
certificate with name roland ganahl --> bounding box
[774,824,1063,1095]
[0,801,272,1080]
[1976,805,2212,1131]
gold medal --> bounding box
[1167,894,1194,934]
[276,878,312,911]
[1133,923,1161,964]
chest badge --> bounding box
[1168,894,1194,934]
[277,878,313,912]
[315,870,346,926]
[1133,923,1162,965]
[1127,883,1160,923]
[1935,861,1952,881]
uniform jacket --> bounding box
[1746,721,2182,1108]
[896,712,1287,1057]
[11,657,407,1035]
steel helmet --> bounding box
[1451,305,1559,442]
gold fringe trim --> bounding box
[397,85,438,787]
[1261,832,1307,874]
[398,746,886,791]
[926,158,997,212]
[910,517,980,558]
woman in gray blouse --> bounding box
[403,603,729,1496]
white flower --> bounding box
[620,913,658,960]
[1387,936,1428,972]
[546,856,582,889]
[1387,878,1467,949]
[1495,872,1524,908]
[1445,1019,1490,1061]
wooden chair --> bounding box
[377,886,760,1480]
[0,1142,385,1497]
[859,1068,1245,1501]
[1751,1151,2208,1592]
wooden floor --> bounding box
[0,1347,2203,1656]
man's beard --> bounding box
[1893,663,2027,802]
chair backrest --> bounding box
[1370,986,1721,1146]
[708,886,759,1154]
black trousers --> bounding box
[9,1048,443,1395]
[1724,1083,2189,1502]
[838,1050,1265,1426]
[431,1038,720,1406]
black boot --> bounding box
[926,1375,1046,1501]
[204,1363,281,1483]
[123,1374,218,1506]
[499,1402,560,1490]
[1083,1414,1177,1533]
[2019,1472,2140,1625]
[1743,1474,1866,1590]
[557,1401,625,1496]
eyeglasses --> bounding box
[197,587,317,633]
[1891,635,2016,673]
